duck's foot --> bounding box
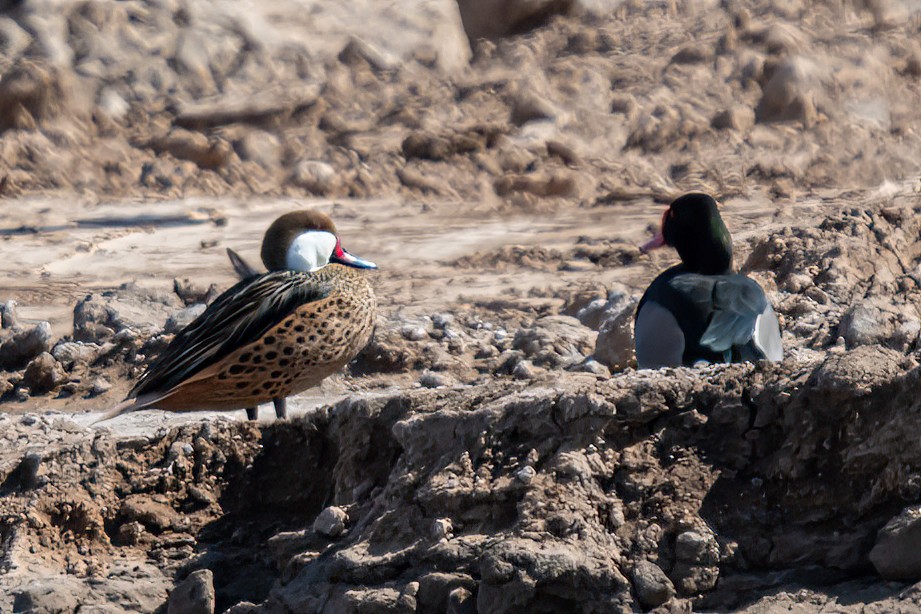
[273,397,287,420]
[245,407,257,421]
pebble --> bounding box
[432,313,455,330]
[292,160,340,195]
[21,352,66,394]
[314,506,348,538]
[167,569,215,614]
[0,322,53,370]
[632,561,676,609]
[401,325,428,341]
[90,377,112,396]
[1,299,18,328]
[431,518,453,540]
[52,341,100,367]
[512,359,535,380]
[573,358,610,377]
[516,465,536,484]
[419,371,450,389]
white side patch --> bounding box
[635,301,685,369]
[753,304,783,361]
[286,231,338,272]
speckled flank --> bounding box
[153,265,376,412]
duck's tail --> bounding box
[226,248,260,279]
[88,397,145,426]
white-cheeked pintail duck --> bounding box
[97,211,377,422]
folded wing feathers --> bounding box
[131,271,330,397]
[671,274,770,353]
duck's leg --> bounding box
[245,407,258,421]
[273,397,287,420]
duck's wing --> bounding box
[669,274,781,360]
[131,270,331,398]
[226,247,261,279]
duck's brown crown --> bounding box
[261,211,338,271]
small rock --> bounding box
[0,322,53,370]
[576,285,632,331]
[0,299,18,328]
[314,506,348,538]
[755,56,818,125]
[187,485,215,506]
[870,504,921,580]
[593,299,638,371]
[235,129,281,170]
[338,36,398,72]
[573,358,610,377]
[52,341,100,367]
[839,303,891,349]
[292,160,340,195]
[419,371,450,389]
[401,325,428,341]
[0,17,32,61]
[432,313,455,330]
[431,518,453,540]
[116,521,145,546]
[90,376,112,396]
[512,360,536,380]
[516,465,536,484]
[711,105,755,131]
[21,352,66,394]
[675,531,720,566]
[632,561,675,609]
[168,569,215,614]
[73,294,116,342]
[447,586,476,614]
[509,88,557,126]
[119,495,181,533]
[165,304,207,334]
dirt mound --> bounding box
[0,0,917,202]
[2,346,921,611]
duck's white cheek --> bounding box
[286,231,337,272]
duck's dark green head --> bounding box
[641,193,733,274]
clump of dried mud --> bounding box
[4,0,921,612]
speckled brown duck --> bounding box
[96,211,377,423]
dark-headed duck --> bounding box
[635,193,782,369]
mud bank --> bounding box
[1,345,921,612]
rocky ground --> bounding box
[3,0,921,612]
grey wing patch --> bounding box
[753,303,783,361]
[671,274,768,354]
[635,300,685,369]
[227,248,261,279]
[131,271,331,397]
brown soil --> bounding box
[2,0,921,612]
